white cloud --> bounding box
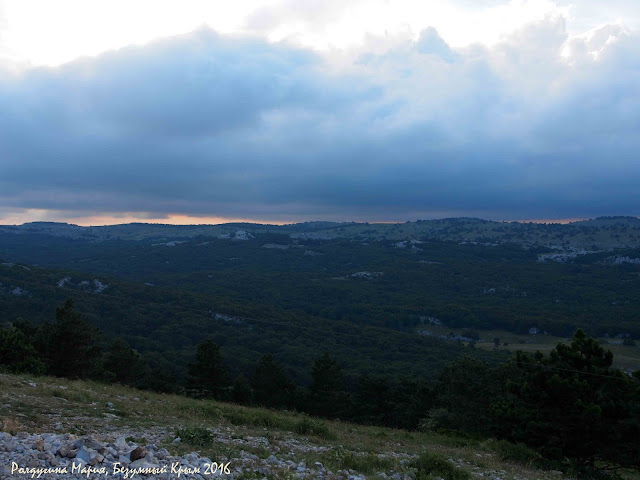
[0,0,638,67]
[1,16,639,222]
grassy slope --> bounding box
[2,373,639,480]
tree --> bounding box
[391,378,433,430]
[140,365,179,394]
[351,374,394,426]
[103,338,148,386]
[251,353,295,408]
[308,353,345,417]
[0,323,46,374]
[231,375,252,404]
[426,356,499,437]
[186,339,229,399]
[48,299,101,379]
[493,329,640,473]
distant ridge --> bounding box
[592,216,640,221]
[2,216,640,248]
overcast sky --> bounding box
[1,0,639,225]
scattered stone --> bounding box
[156,448,169,460]
[114,436,127,450]
[129,446,147,461]
[75,447,91,463]
[33,437,44,451]
[84,436,103,451]
[56,443,77,458]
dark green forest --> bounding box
[0,260,506,383]
[1,224,640,383]
[2,301,639,477]
[2,228,640,339]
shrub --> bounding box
[293,416,336,440]
[484,439,541,464]
[175,427,213,447]
[332,448,393,474]
[412,451,471,480]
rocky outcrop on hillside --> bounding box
[0,429,402,479]
[0,427,570,480]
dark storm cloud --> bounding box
[1,21,639,222]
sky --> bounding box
[0,0,639,226]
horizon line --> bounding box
[4,215,640,228]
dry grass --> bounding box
[0,417,25,435]
[1,373,639,480]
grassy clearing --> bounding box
[420,324,640,371]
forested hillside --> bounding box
[2,219,640,340]
[2,219,640,477]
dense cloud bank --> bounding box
[1,19,639,221]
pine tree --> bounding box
[493,329,640,472]
[231,375,252,404]
[103,338,148,386]
[428,356,498,436]
[186,339,228,399]
[48,299,100,379]
[251,353,295,408]
[309,352,345,417]
[0,323,46,374]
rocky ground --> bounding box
[0,427,549,480]
[1,429,352,479]
[1,373,625,480]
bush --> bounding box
[224,408,291,430]
[484,439,541,464]
[332,448,393,474]
[412,451,471,480]
[293,416,337,440]
[175,427,213,447]
[417,408,448,432]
